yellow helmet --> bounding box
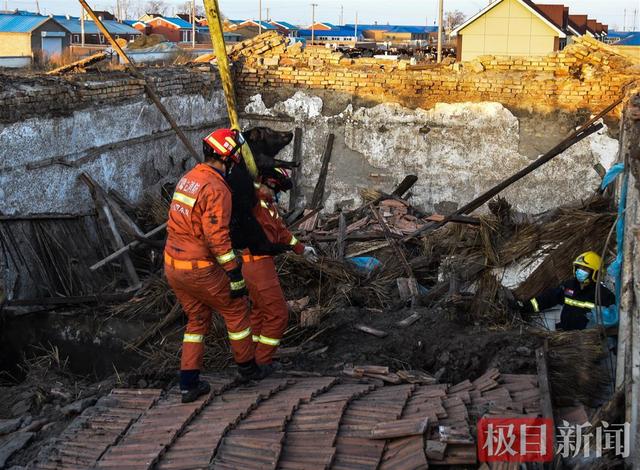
[573,251,602,282]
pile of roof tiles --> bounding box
[26,368,542,470]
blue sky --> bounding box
[12,0,640,31]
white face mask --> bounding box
[575,268,591,283]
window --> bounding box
[73,34,80,43]
[99,34,105,43]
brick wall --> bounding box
[233,31,640,114]
[0,66,218,123]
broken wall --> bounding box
[234,32,640,114]
[0,67,226,215]
[243,91,618,215]
[0,67,226,300]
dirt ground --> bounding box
[288,305,541,383]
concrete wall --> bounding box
[0,76,227,215]
[243,91,618,215]
[458,0,559,61]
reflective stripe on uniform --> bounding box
[564,298,596,309]
[206,135,228,154]
[173,192,196,207]
[216,250,236,264]
[258,335,280,346]
[228,327,251,341]
[530,298,540,313]
[260,200,269,209]
[230,279,246,290]
[252,335,260,342]
[289,235,299,246]
[183,333,204,343]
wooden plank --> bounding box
[310,133,335,209]
[89,223,167,271]
[337,212,347,259]
[289,127,303,209]
[535,343,555,449]
[390,175,418,197]
[354,324,388,338]
[396,312,422,328]
[425,440,447,460]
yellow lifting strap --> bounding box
[203,0,259,179]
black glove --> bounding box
[227,266,248,299]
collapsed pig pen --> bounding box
[0,33,640,468]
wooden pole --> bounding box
[78,0,201,163]
[203,0,259,178]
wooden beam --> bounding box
[6,292,134,306]
[391,174,418,197]
[535,343,556,448]
[403,100,618,242]
[337,212,347,259]
[310,133,335,209]
[90,223,167,271]
[289,127,303,209]
[78,0,201,163]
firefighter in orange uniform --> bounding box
[242,168,318,375]
[164,128,260,403]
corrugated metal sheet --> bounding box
[617,32,640,46]
[52,16,140,35]
[0,14,49,33]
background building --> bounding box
[0,13,69,67]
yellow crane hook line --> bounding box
[203,0,258,179]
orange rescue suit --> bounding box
[242,191,304,365]
[165,163,253,370]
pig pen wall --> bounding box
[242,91,619,215]
[0,67,227,300]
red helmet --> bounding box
[261,167,293,193]
[202,128,244,163]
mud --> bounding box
[289,305,542,384]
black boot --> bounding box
[256,361,283,379]
[181,380,211,403]
[236,359,261,383]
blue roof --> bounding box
[271,20,298,30]
[0,13,50,32]
[53,16,141,34]
[345,23,393,31]
[388,25,437,33]
[150,16,193,28]
[345,23,437,33]
[607,30,634,39]
[617,32,640,46]
[239,19,276,29]
[298,27,361,38]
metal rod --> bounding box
[311,3,317,45]
[191,0,196,48]
[437,0,443,63]
[78,0,201,162]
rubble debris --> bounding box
[354,325,388,338]
[0,432,33,467]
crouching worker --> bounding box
[519,251,615,331]
[242,167,318,375]
[164,128,261,403]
